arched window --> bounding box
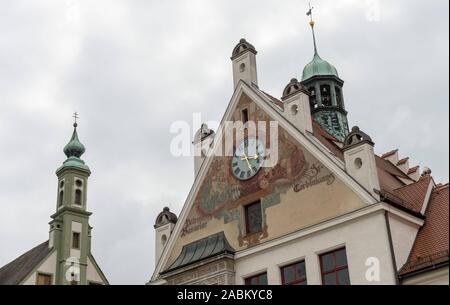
[58,191,64,207]
[320,85,332,107]
[335,86,343,108]
[75,190,82,206]
[309,87,317,109]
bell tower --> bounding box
[49,115,93,285]
[301,4,349,141]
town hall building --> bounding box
[149,16,449,285]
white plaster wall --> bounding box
[235,212,397,285]
[402,267,449,285]
[344,145,380,198]
[156,223,174,266]
[388,214,420,270]
[86,256,105,284]
[22,251,57,285]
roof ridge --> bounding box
[0,240,49,273]
[434,183,450,192]
[0,240,51,285]
[382,149,399,159]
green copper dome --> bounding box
[302,53,339,81]
[64,123,86,158]
[58,123,90,173]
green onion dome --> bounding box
[302,53,339,81]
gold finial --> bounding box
[73,112,79,128]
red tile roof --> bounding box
[400,184,449,277]
[393,175,433,213]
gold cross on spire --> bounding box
[73,112,79,127]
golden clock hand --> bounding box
[241,155,254,173]
[247,154,259,160]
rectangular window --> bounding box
[242,108,249,124]
[72,232,81,249]
[36,273,52,285]
[245,201,262,235]
[281,261,307,285]
[320,248,350,285]
[245,273,268,285]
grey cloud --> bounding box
[0,0,448,284]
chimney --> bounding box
[281,78,313,134]
[343,127,380,200]
[231,39,258,89]
[193,124,215,177]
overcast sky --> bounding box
[0,0,448,285]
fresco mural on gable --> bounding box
[179,95,338,248]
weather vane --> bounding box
[307,2,314,22]
[306,2,319,55]
[73,112,79,127]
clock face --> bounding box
[231,138,265,181]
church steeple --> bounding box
[49,114,93,285]
[301,4,349,142]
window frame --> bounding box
[74,189,83,206]
[72,232,81,250]
[36,272,53,285]
[319,248,350,285]
[244,201,263,235]
[244,272,268,285]
[241,108,249,124]
[281,261,307,285]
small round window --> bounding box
[75,180,83,187]
[240,63,246,72]
[355,158,363,169]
